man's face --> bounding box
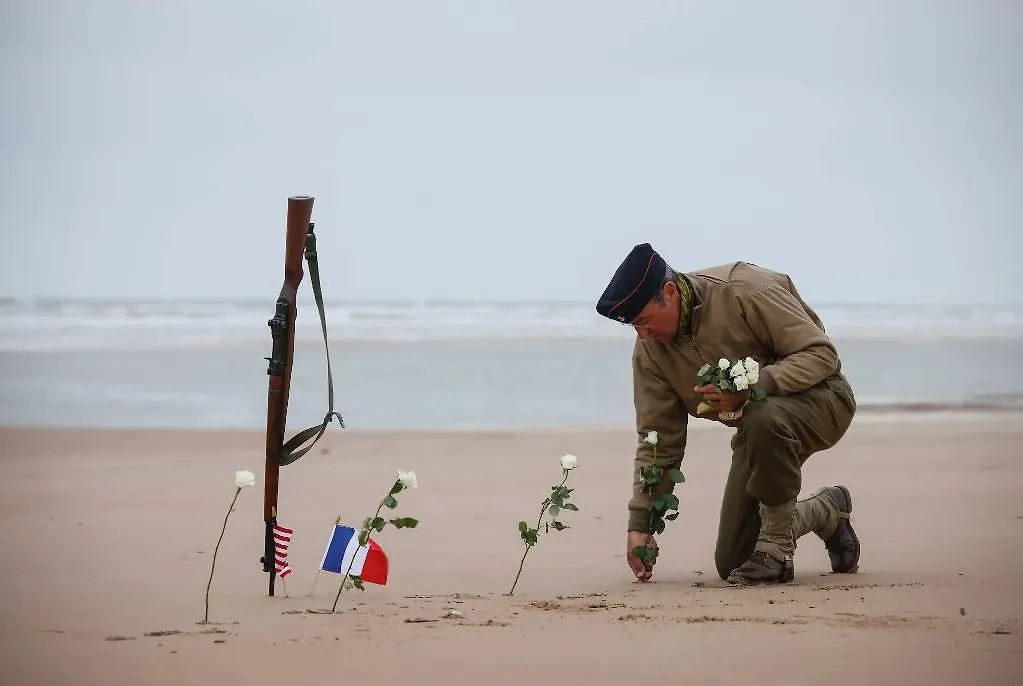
[629,281,680,343]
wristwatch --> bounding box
[720,399,750,422]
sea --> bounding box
[0,297,1021,432]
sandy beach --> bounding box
[1,415,1021,685]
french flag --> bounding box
[319,524,389,585]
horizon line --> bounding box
[1,294,1022,309]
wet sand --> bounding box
[1,415,1021,685]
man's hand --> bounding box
[694,384,748,413]
[627,531,657,581]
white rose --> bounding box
[730,361,746,378]
[644,431,658,446]
[235,470,256,488]
[397,470,418,489]
[560,454,578,471]
[733,374,749,391]
[747,366,759,384]
[718,358,730,370]
[743,357,759,374]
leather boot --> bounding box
[726,551,794,585]
[727,500,797,585]
[822,485,860,573]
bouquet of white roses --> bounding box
[696,357,766,417]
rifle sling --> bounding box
[278,226,345,467]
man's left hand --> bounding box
[694,384,748,413]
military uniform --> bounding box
[596,243,860,583]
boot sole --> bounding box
[725,561,795,586]
[724,573,793,586]
[829,485,860,573]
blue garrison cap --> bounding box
[595,243,667,324]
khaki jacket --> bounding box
[628,261,846,529]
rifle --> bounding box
[261,195,345,597]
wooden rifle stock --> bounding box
[262,196,314,597]
[260,195,345,596]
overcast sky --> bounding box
[1,0,1020,305]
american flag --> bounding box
[273,523,293,578]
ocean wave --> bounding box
[0,297,1021,351]
[853,393,1023,413]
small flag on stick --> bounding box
[319,523,389,585]
[308,515,340,597]
[273,523,293,578]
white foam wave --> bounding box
[0,298,1020,352]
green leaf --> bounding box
[631,545,653,563]
[549,486,572,507]
[548,505,560,520]
[389,480,403,495]
[560,503,579,511]
[631,544,659,566]
[523,529,538,546]
[389,517,419,529]
[383,495,398,509]
[640,466,662,488]
[665,512,679,521]
[351,576,366,591]
[518,520,527,534]
[666,468,686,483]
[550,520,568,531]
[651,493,679,513]
[358,530,369,546]
[697,364,711,376]
[371,516,387,532]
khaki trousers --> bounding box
[713,373,857,579]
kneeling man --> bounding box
[595,243,861,584]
